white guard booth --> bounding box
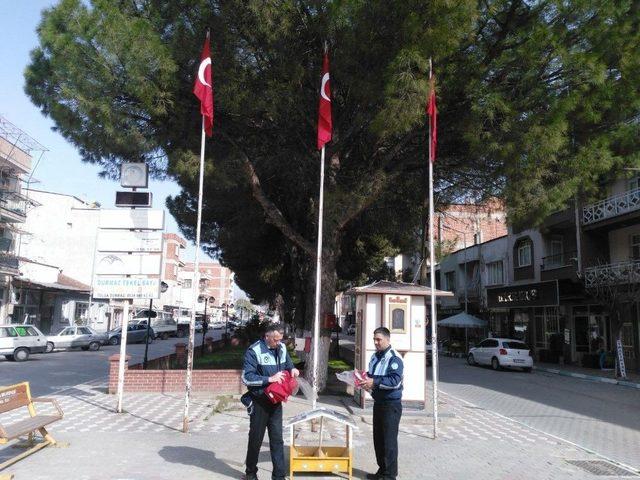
[347,280,454,409]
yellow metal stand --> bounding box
[289,420,353,479]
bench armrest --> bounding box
[32,397,64,418]
[0,423,7,439]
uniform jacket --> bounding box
[242,339,294,397]
[367,345,404,403]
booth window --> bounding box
[391,308,405,332]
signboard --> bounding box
[616,339,627,379]
[95,253,162,275]
[97,230,162,253]
[93,277,160,299]
[564,328,571,345]
[99,209,165,230]
[487,280,559,309]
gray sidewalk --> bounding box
[1,380,639,479]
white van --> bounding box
[0,324,48,361]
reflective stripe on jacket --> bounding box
[367,346,404,402]
[242,339,293,396]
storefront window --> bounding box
[513,310,529,341]
[534,307,559,349]
[74,302,89,325]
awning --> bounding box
[13,278,90,294]
[438,312,487,328]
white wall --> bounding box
[21,190,99,285]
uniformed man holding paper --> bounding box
[361,327,404,480]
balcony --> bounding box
[0,252,19,274]
[541,251,578,282]
[582,188,640,226]
[584,260,640,288]
[0,189,28,222]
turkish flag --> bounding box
[317,53,332,150]
[193,33,214,137]
[427,77,437,162]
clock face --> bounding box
[120,163,148,187]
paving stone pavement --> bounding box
[4,377,640,479]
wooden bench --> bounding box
[0,382,63,471]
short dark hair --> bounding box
[264,323,285,335]
[373,327,390,338]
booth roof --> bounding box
[346,280,454,297]
[437,312,487,328]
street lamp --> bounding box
[222,302,234,345]
[198,295,215,356]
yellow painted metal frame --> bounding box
[289,420,353,479]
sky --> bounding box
[0,0,207,263]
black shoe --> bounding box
[244,474,258,480]
[366,474,379,480]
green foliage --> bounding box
[194,345,245,369]
[25,0,640,326]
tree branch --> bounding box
[218,130,316,256]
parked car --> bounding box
[107,324,156,345]
[346,324,356,336]
[467,338,533,372]
[0,324,47,361]
[46,326,108,352]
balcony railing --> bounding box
[0,252,19,272]
[584,260,640,288]
[583,188,640,225]
[0,189,27,218]
[542,251,577,271]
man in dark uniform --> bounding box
[242,324,299,480]
[361,327,404,480]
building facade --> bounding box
[438,177,640,372]
[0,116,45,324]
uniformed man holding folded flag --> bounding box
[361,327,404,480]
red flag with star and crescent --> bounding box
[427,76,437,162]
[193,33,214,137]
[317,53,332,150]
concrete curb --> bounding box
[534,366,640,389]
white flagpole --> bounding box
[428,58,439,438]
[311,146,326,410]
[183,115,206,433]
[116,300,130,413]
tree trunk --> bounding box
[304,245,338,394]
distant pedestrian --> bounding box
[241,323,299,480]
[361,327,403,480]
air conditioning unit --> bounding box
[120,162,149,188]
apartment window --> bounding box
[487,261,504,285]
[628,176,640,191]
[183,279,192,289]
[444,271,456,292]
[517,240,532,267]
[631,234,640,260]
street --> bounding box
[435,356,640,470]
[0,331,217,396]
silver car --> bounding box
[46,326,108,353]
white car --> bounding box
[0,324,48,361]
[46,326,107,352]
[467,338,533,372]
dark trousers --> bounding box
[245,397,285,479]
[373,401,402,479]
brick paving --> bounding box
[3,377,639,479]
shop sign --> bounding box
[93,277,160,299]
[487,280,559,308]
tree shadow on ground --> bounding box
[158,446,243,478]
